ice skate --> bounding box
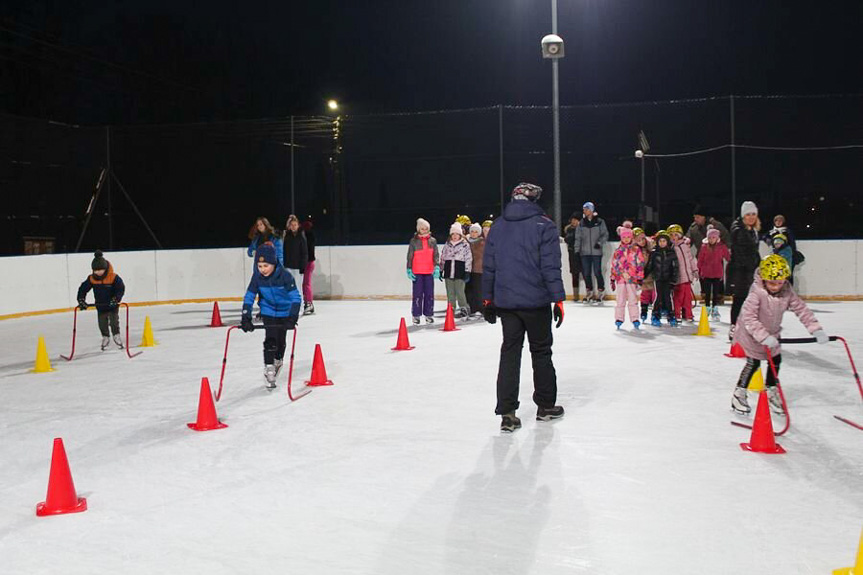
[668,317,678,327]
[112,334,124,349]
[710,306,721,321]
[651,316,662,327]
[766,386,786,416]
[264,364,277,390]
[731,386,750,415]
[500,412,522,433]
[632,320,641,330]
[582,291,594,304]
[536,405,564,421]
[274,358,284,377]
[728,324,736,342]
[458,307,470,319]
[615,320,623,330]
[412,316,421,326]
[303,302,315,316]
[101,336,111,351]
[424,316,434,324]
[595,289,605,304]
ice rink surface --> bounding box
[1,300,862,574]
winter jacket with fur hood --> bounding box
[733,268,822,360]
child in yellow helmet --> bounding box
[730,255,828,416]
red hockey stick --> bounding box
[832,336,863,431]
[286,327,311,402]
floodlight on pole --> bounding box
[327,99,339,111]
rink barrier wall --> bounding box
[0,240,860,319]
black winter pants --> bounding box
[736,355,782,388]
[262,315,292,365]
[97,309,120,337]
[495,306,557,415]
[652,281,674,319]
[466,272,484,315]
[729,266,756,325]
[701,278,723,308]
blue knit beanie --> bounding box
[256,244,278,266]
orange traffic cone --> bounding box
[305,344,334,387]
[209,301,223,327]
[740,390,785,454]
[725,342,746,358]
[392,318,415,351]
[36,438,87,516]
[441,303,459,332]
[187,377,228,431]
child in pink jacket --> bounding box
[668,224,698,321]
[610,227,646,330]
[696,227,730,321]
[730,255,828,416]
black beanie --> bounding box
[91,250,108,271]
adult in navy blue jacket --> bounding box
[241,244,302,386]
[482,183,566,432]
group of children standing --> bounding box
[609,224,729,329]
[406,216,491,324]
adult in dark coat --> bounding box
[482,183,566,433]
[283,215,308,308]
[686,206,730,255]
[727,201,761,334]
[563,213,583,301]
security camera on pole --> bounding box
[541,1,565,230]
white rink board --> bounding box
[0,240,861,317]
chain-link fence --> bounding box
[2,94,862,254]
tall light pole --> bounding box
[542,1,565,229]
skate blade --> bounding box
[731,406,751,416]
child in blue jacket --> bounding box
[241,244,302,388]
[77,250,126,350]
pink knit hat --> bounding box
[707,227,720,240]
[618,226,633,240]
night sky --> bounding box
[2,1,862,122]
[1,1,862,253]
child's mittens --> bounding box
[406,269,416,282]
[77,299,88,310]
[433,266,440,280]
[813,329,829,344]
[610,279,616,292]
[240,309,254,332]
[761,335,780,353]
[109,296,119,308]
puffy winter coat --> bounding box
[610,243,645,284]
[283,230,308,271]
[77,262,125,312]
[242,265,302,319]
[646,246,678,284]
[733,268,822,360]
[697,241,730,279]
[248,232,284,267]
[572,215,608,257]
[564,224,579,255]
[440,238,472,279]
[638,241,656,291]
[673,238,699,285]
[728,218,760,274]
[482,199,566,309]
[407,233,439,275]
[468,236,486,274]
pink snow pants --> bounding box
[303,261,315,303]
[615,282,640,322]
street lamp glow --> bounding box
[327,99,339,111]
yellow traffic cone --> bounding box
[31,336,55,373]
[833,527,863,574]
[693,305,712,336]
[747,367,764,392]
[140,316,157,347]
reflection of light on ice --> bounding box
[0,300,861,574]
